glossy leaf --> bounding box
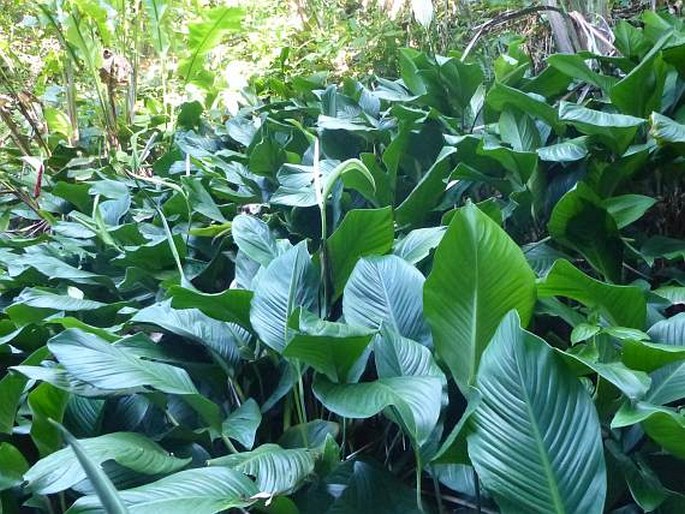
[67,467,258,514]
[424,202,536,391]
[209,444,314,495]
[468,312,606,514]
[327,207,394,299]
[343,255,431,346]
[250,242,320,353]
[24,432,190,494]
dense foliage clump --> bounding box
[1,2,684,514]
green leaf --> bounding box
[47,330,221,427]
[645,314,685,405]
[548,183,623,282]
[0,443,28,491]
[209,444,314,495]
[181,7,244,85]
[536,137,589,162]
[131,301,245,368]
[48,330,197,395]
[651,112,685,153]
[610,33,669,117]
[24,432,190,494]
[283,311,373,383]
[642,236,685,263]
[222,399,262,450]
[559,102,644,154]
[279,420,339,449]
[180,177,226,223]
[250,242,320,353]
[327,207,394,299]
[313,375,442,447]
[392,227,446,265]
[547,54,617,92]
[51,422,129,514]
[67,467,258,514]
[168,287,253,328]
[538,259,646,329]
[560,348,651,401]
[468,311,606,514]
[231,214,280,267]
[319,327,444,448]
[487,82,561,131]
[499,110,541,152]
[612,402,685,460]
[424,202,536,391]
[0,347,50,434]
[343,255,431,346]
[602,194,656,229]
[653,286,685,306]
[143,0,170,55]
[395,147,457,227]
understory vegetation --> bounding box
[1,1,685,513]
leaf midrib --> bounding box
[514,355,566,513]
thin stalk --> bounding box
[63,57,79,144]
[415,451,425,513]
[474,467,482,514]
[294,362,308,426]
[128,0,142,125]
[311,139,329,317]
[431,468,446,514]
[221,435,239,454]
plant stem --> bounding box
[431,467,446,514]
[415,451,425,513]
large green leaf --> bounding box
[283,311,374,383]
[424,202,536,391]
[167,287,253,328]
[538,259,646,329]
[231,214,281,267]
[131,301,245,367]
[468,312,606,514]
[646,314,685,405]
[603,194,656,229]
[222,399,262,450]
[612,402,685,460]
[559,102,644,154]
[48,330,196,395]
[342,255,431,346]
[547,54,617,92]
[610,50,666,118]
[143,0,170,55]
[313,336,446,446]
[548,183,623,282]
[67,467,258,514]
[313,373,442,447]
[52,422,129,514]
[47,330,221,427]
[392,226,446,265]
[209,444,314,495]
[180,7,244,84]
[0,443,28,491]
[327,207,394,299]
[651,112,685,154]
[487,82,561,131]
[250,242,320,353]
[395,147,457,227]
[24,432,190,494]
